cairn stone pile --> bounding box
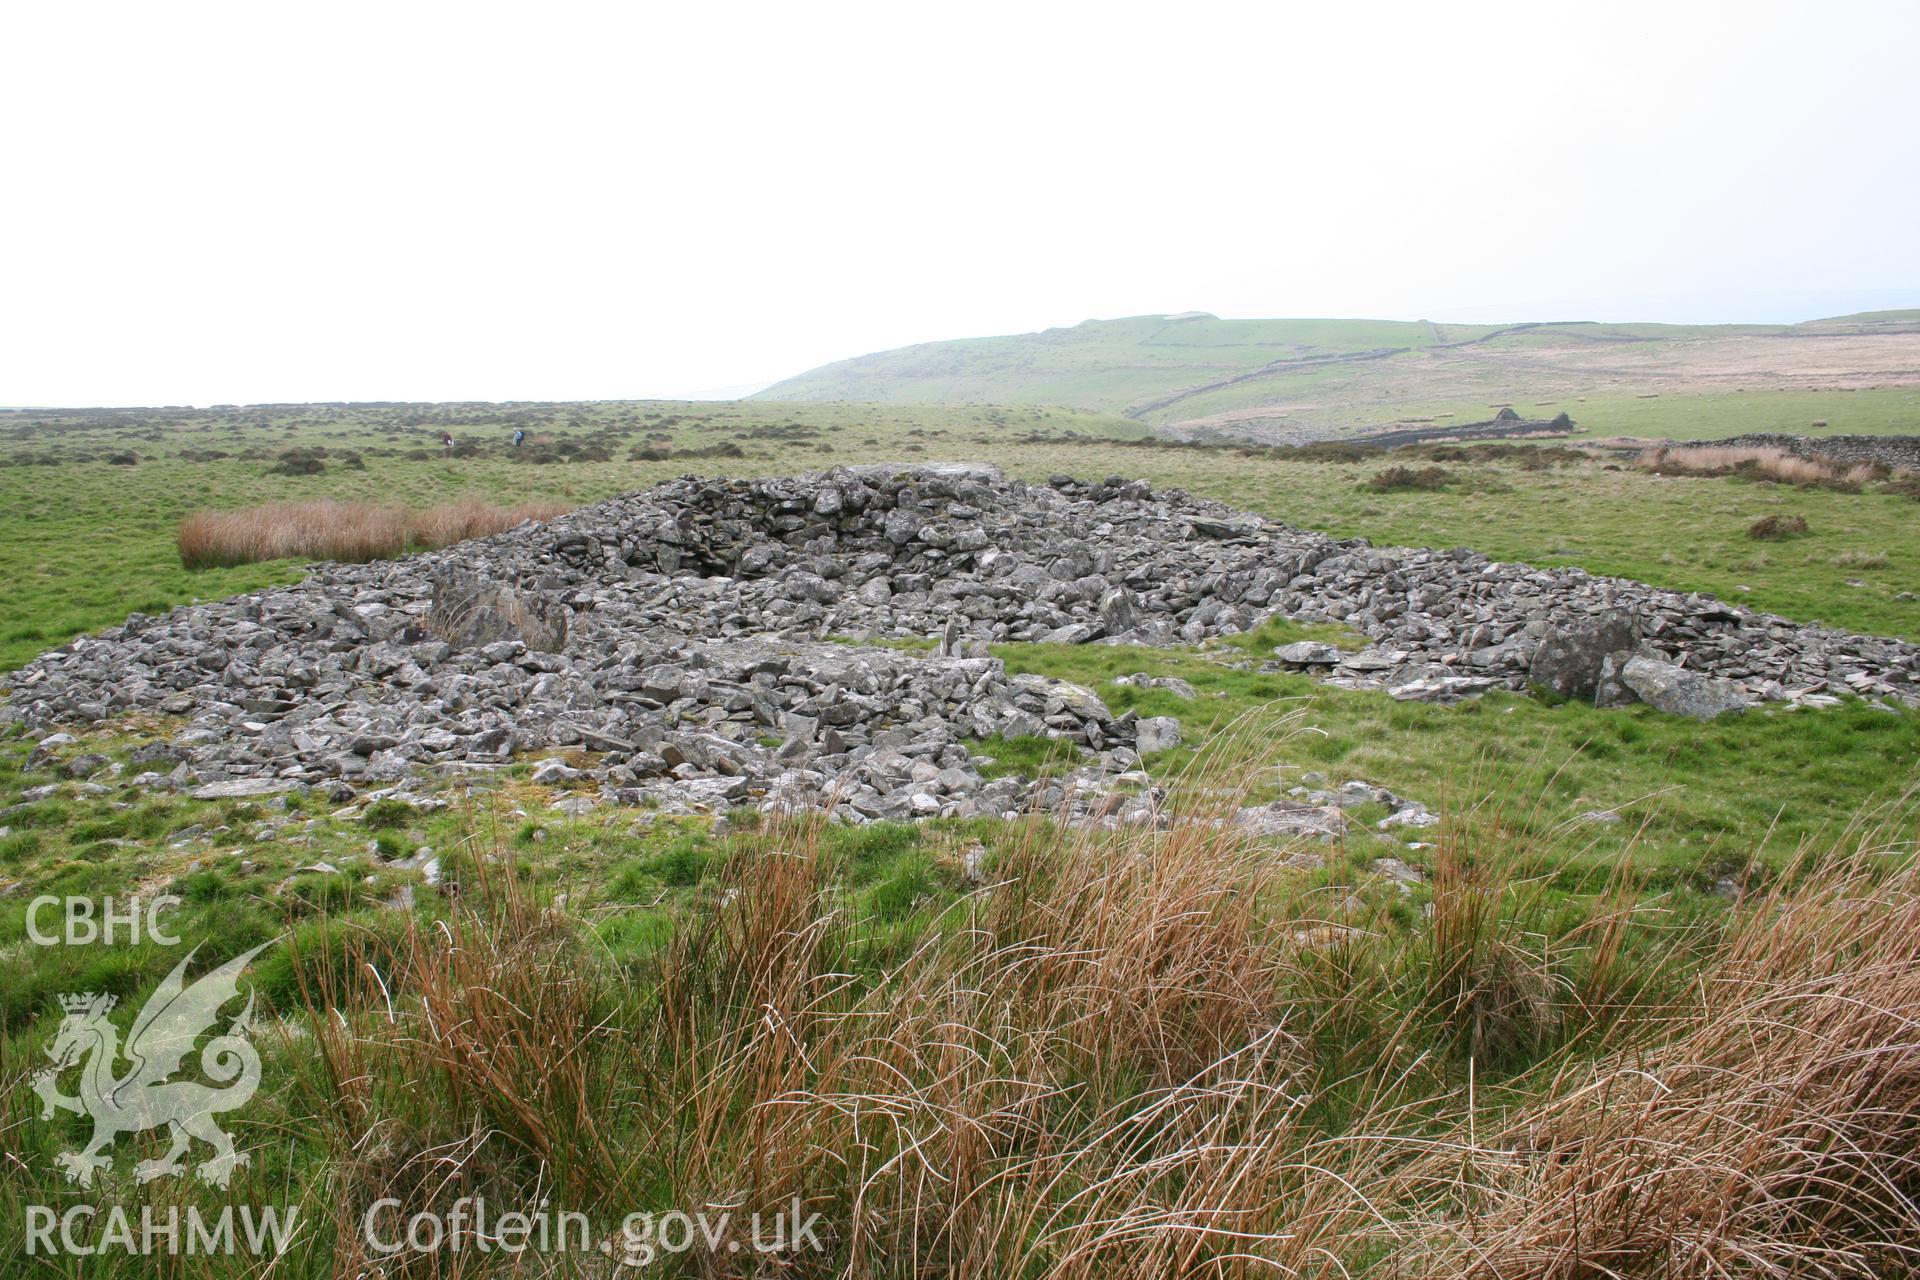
[5,463,1916,817]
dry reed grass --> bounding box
[1637,444,1838,486]
[177,496,573,569]
[1404,819,1920,1279]
[1636,443,1913,491]
[280,749,1920,1277]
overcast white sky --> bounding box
[4,1,1917,406]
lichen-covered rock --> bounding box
[1136,716,1183,754]
[1273,641,1343,666]
[1529,614,1638,701]
[1619,657,1753,720]
[1234,801,1348,841]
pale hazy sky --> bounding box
[4,1,1917,406]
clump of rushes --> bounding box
[177,496,573,568]
[248,740,1920,1277]
[1405,813,1920,1278]
[1748,513,1810,540]
[1363,465,1453,492]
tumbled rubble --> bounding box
[3,463,1917,821]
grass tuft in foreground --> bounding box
[4,725,1912,1274]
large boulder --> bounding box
[1529,613,1638,701]
[1619,657,1751,720]
[427,567,568,652]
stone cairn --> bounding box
[5,463,1915,825]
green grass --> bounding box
[990,639,1920,885]
[0,735,1908,1273]
[967,733,1083,779]
[1537,387,1920,441]
[1092,448,1920,639]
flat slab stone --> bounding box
[1233,800,1348,841]
[189,778,303,800]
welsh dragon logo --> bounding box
[31,941,271,1189]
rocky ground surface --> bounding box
[5,463,1917,825]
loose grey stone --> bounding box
[1135,716,1183,754]
[1234,801,1348,841]
[63,753,111,779]
[531,757,580,785]
[1371,857,1424,885]
[1620,657,1752,721]
[189,779,303,800]
[1273,641,1342,665]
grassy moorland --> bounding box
[2,400,1916,874]
[1,400,1918,1272]
[1,400,1916,675]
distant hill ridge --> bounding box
[752,311,1920,443]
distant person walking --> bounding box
[440,430,454,453]
[513,428,526,448]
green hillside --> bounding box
[754,314,1501,414]
[753,312,1920,441]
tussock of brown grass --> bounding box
[404,495,573,550]
[1637,444,1841,486]
[650,741,1401,1276]
[279,743,1920,1277]
[1748,512,1810,540]
[1405,830,1920,1279]
[1636,443,1915,492]
[291,857,620,1273]
[177,496,572,568]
